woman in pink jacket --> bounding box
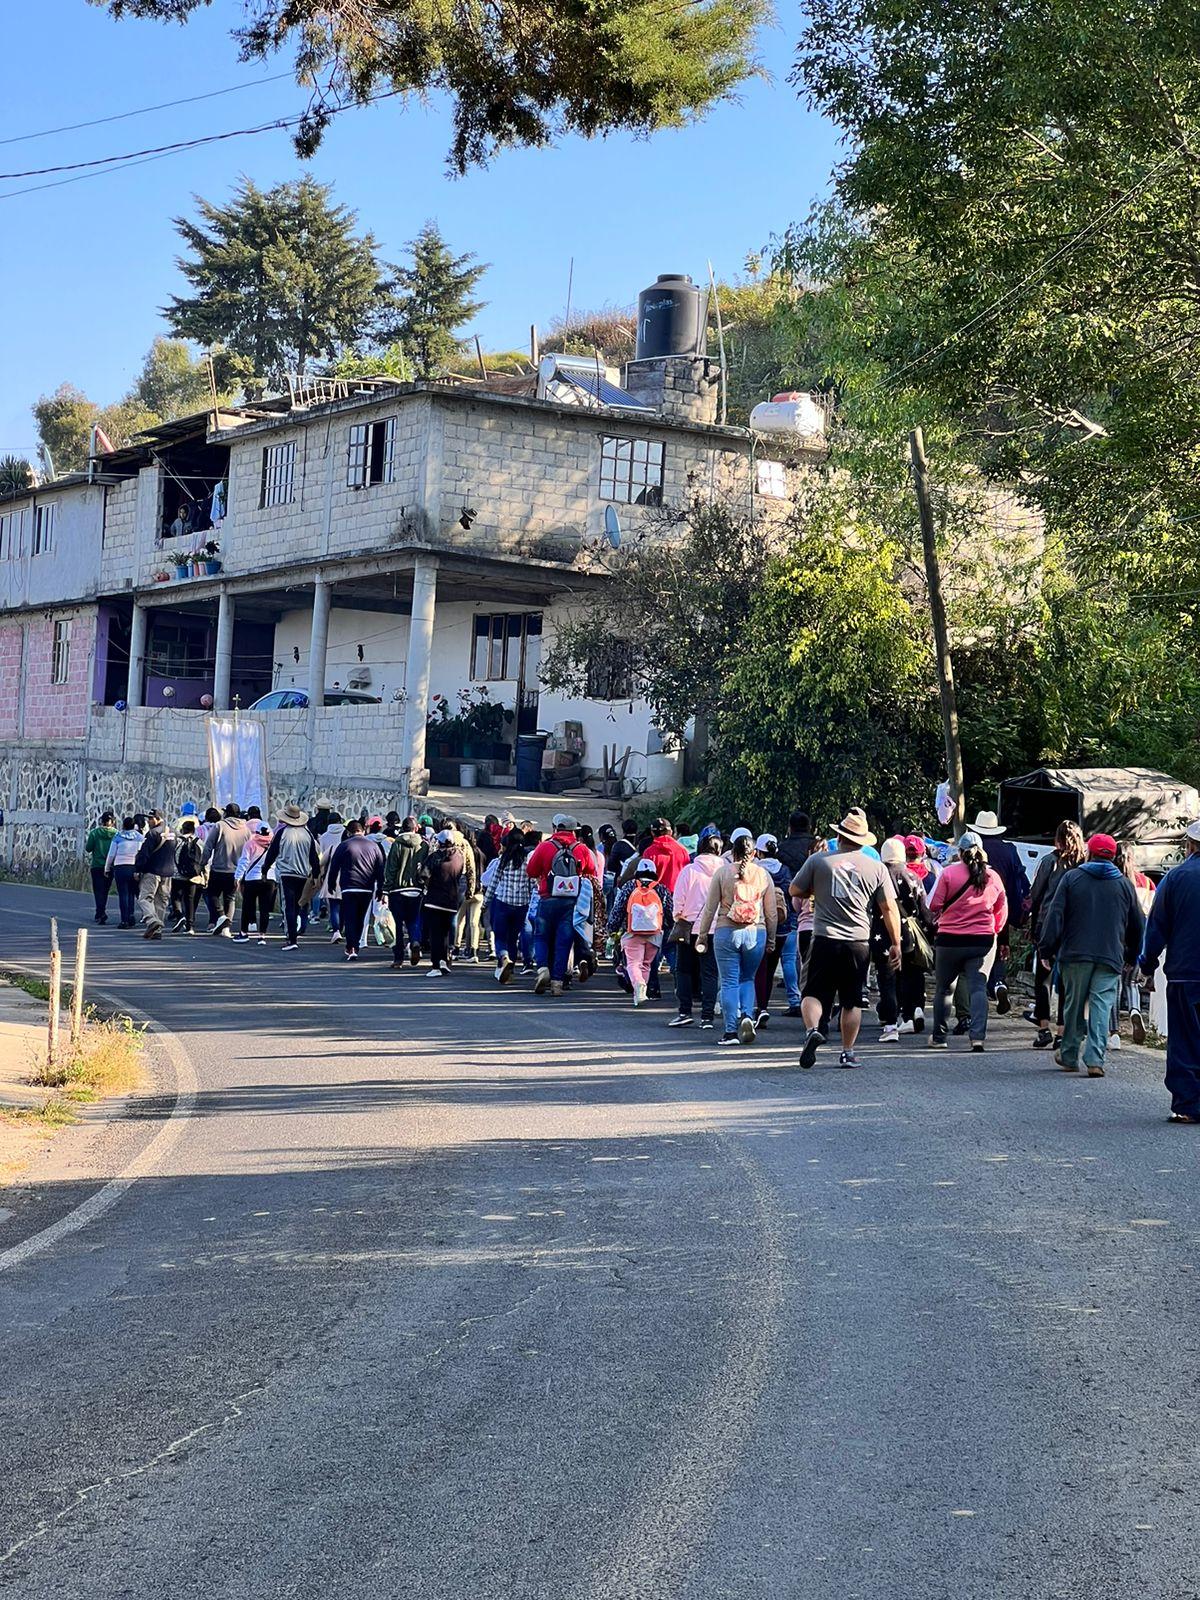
[927,830,1008,1052]
[669,828,724,1029]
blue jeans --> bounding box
[113,864,138,925]
[490,898,527,964]
[1060,962,1121,1068]
[713,926,767,1026]
[535,895,576,981]
[779,930,801,1007]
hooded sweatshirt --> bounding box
[384,829,429,894]
[134,825,177,879]
[327,833,386,896]
[105,828,142,872]
[235,832,274,883]
[1039,859,1144,973]
[202,815,252,874]
[671,852,723,934]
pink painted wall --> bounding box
[0,624,21,737]
[20,610,92,741]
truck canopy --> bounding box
[998,766,1199,870]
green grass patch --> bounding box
[0,971,50,1003]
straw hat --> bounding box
[278,803,309,826]
[834,807,876,847]
[970,809,1006,836]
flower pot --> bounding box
[205,559,221,575]
[173,566,188,581]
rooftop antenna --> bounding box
[474,335,489,380]
[707,259,728,425]
[530,324,540,367]
[564,256,575,333]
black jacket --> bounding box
[424,846,466,912]
[134,827,177,879]
[327,834,385,896]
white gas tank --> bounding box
[749,391,826,436]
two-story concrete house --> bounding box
[0,345,825,875]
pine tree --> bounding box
[99,0,767,174]
[166,178,385,393]
[383,223,488,379]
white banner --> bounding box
[206,715,269,816]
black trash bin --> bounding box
[515,732,549,791]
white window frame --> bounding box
[51,618,72,685]
[599,435,664,506]
[0,507,26,560]
[755,458,786,498]
[347,417,396,489]
[259,441,296,508]
[33,501,57,555]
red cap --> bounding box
[1088,833,1118,859]
[904,834,926,859]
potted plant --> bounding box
[172,553,189,580]
[461,687,508,759]
[203,539,222,576]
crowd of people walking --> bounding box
[80,793,1200,1113]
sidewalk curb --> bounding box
[0,963,199,1275]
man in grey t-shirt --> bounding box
[789,807,900,1069]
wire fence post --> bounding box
[70,926,88,1049]
[47,917,61,1075]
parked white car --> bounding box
[248,688,382,710]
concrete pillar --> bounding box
[401,556,438,798]
[306,577,331,777]
[127,602,148,709]
[213,590,235,712]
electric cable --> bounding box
[0,71,296,147]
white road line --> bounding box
[0,968,198,1275]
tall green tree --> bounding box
[167,178,385,392]
[93,0,767,173]
[32,385,99,475]
[790,0,1200,563]
[129,337,213,419]
[383,223,487,379]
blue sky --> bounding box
[0,0,840,459]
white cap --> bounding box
[436,828,452,843]
[1187,820,1200,843]
[729,827,753,844]
[755,833,777,851]
[636,858,657,875]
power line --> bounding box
[0,72,296,147]
[0,114,316,180]
[0,89,400,203]
[887,153,1181,386]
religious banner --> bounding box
[206,715,269,816]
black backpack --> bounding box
[176,837,203,878]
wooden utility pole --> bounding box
[70,927,88,1049]
[47,917,61,1074]
[909,428,966,833]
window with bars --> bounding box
[347,417,396,488]
[32,501,57,555]
[755,458,786,498]
[259,441,296,508]
[51,619,71,685]
[599,435,664,506]
[586,639,635,701]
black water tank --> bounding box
[636,273,706,361]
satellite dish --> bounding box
[604,505,621,548]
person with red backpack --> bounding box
[610,859,674,1006]
[524,816,599,996]
[695,835,779,1046]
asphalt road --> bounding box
[1,880,1197,1600]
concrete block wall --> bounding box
[207,397,431,589]
[99,476,138,592]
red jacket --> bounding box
[525,832,599,896]
[643,834,691,893]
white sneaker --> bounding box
[898,1019,915,1035]
[633,982,647,1007]
[439,960,452,974]
[1109,1032,1122,1050]
[427,967,443,978]
[330,929,342,944]
[880,1024,900,1043]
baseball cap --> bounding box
[729,827,753,844]
[1087,832,1118,859]
[635,858,657,876]
[957,831,983,852]
[697,823,722,844]
[755,833,778,852]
